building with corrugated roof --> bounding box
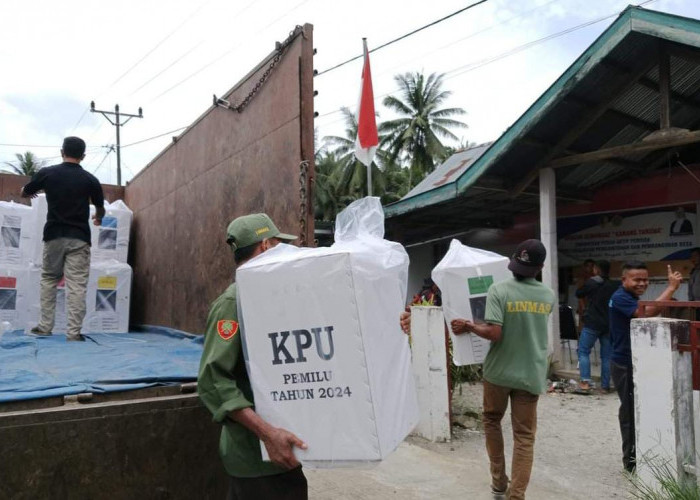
[384,5,700,369]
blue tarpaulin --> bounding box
[0,325,203,403]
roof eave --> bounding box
[454,7,637,195]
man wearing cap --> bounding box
[21,136,105,342]
[198,213,308,500]
[450,239,555,500]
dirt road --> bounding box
[307,382,629,499]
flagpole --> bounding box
[355,37,378,197]
[363,38,372,197]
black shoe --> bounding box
[66,334,86,342]
[30,326,52,337]
[491,483,510,499]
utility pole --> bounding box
[90,101,143,186]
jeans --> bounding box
[577,327,611,389]
[611,361,636,472]
[483,380,539,500]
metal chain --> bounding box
[299,160,309,246]
[234,25,303,113]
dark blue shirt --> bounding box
[609,286,639,366]
[23,162,104,245]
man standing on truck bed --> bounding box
[21,136,105,342]
[198,213,308,500]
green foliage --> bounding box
[314,71,467,225]
[447,336,482,393]
[379,72,467,187]
[628,456,700,499]
[2,151,45,176]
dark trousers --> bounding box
[227,467,307,500]
[611,361,636,472]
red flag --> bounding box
[355,39,378,169]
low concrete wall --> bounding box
[410,306,451,442]
[632,317,694,489]
[0,391,226,499]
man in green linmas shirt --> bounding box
[451,239,555,500]
[198,213,308,500]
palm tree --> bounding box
[381,159,411,204]
[2,152,45,176]
[379,72,467,186]
[314,150,342,222]
[322,107,386,200]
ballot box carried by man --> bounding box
[236,197,419,466]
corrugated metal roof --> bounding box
[385,6,700,244]
[401,142,493,200]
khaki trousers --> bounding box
[38,238,90,336]
[483,380,539,500]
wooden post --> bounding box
[659,41,671,130]
[539,168,560,359]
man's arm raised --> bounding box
[636,265,683,318]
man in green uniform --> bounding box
[198,213,308,500]
[451,239,555,500]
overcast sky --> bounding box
[1,0,697,186]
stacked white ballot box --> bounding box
[432,239,511,366]
[0,266,35,330]
[33,195,132,265]
[89,200,132,263]
[237,197,419,465]
[0,201,36,266]
[28,260,132,333]
[6,194,135,333]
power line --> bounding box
[442,0,659,82]
[150,0,311,103]
[91,146,115,175]
[69,108,90,134]
[137,0,260,101]
[315,0,658,125]
[374,0,562,79]
[90,102,144,186]
[106,0,214,92]
[121,126,188,148]
[129,42,205,96]
[315,0,558,121]
[315,0,490,77]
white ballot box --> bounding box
[237,197,419,465]
[432,239,510,366]
[0,266,35,330]
[90,200,133,263]
[32,196,133,265]
[0,202,35,266]
[28,260,132,333]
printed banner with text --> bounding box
[558,205,697,263]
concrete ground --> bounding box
[307,382,630,499]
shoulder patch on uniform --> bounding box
[217,320,239,340]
